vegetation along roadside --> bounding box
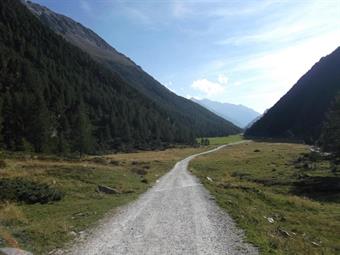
[0,146,211,254]
[190,141,340,255]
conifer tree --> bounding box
[72,98,92,157]
[27,93,50,152]
[1,91,14,150]
[320,94,340,156]
[200,138,204,145]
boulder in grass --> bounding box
[97,185,121,194]
[0,248,33,255]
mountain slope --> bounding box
[245,47,340,143]
[191,98,260,128]
[0,0,206,153]
[24,1,241,138]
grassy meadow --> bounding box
[197,134,243,145]
[190,141,340,255]
[0,146,208,254]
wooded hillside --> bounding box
[0,0,232,154]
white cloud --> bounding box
[234,31,340,89]
[218,74,228,85]
[191,78,225,96]
[216,0,340,47]
[171,0,273,20]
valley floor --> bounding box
[62,144,257,255]
[0,146,209,254]
[1,137,339,255]
[190,141,340,255]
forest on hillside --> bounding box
[0,0,226,154]
[245,47,340,144]
[24,0,240,142]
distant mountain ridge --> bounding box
[24,0,240,138]
[191,98,260,128]
[25,0,136,67]
[245,47,340,143]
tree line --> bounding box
[0,0,199,155]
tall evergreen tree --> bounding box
[26,93,50,152]
[1,91,14,150]
[320,94,340,156]
[56,115,71,154]
[72,98,92,156]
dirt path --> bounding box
[66,143,258,255]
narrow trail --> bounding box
[66,142,258,255]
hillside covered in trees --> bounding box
[245,47,340,143]
[0,0,239,154]
[24,1,240,139]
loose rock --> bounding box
[97,185,120,194]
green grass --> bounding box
[190,142,340,255]
[0,147,207,254]
[197,134,243,145]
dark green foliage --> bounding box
[0,178,63,204]
[25,1,241,140]
[0,0,237,154]
[320,94,340,156]
[245,47,340,143]
[71,98,93,156]
[0,159,6,168]
[200,138,210,146]
[106,63,241,139]
[26,93,50,152]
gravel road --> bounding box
[66,143,258,255]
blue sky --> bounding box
[32,0,340,113]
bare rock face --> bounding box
[0,248,33,255]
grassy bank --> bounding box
[0,147,206,254]
[197,134,243,145]
[190,142,340,255]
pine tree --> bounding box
[204,138,210,146]
[72,98,92,157]
[200,137,204,145]
[0,98,3,144]
[1,91,14,150]
[320,94,340,156]
[56,115,71,154]
[27,93,50,152]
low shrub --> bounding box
[89,157,108,165]
[0,160,6,169]
[131,167,147,176]
[0,178,64,204]
[109,160,119,166]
